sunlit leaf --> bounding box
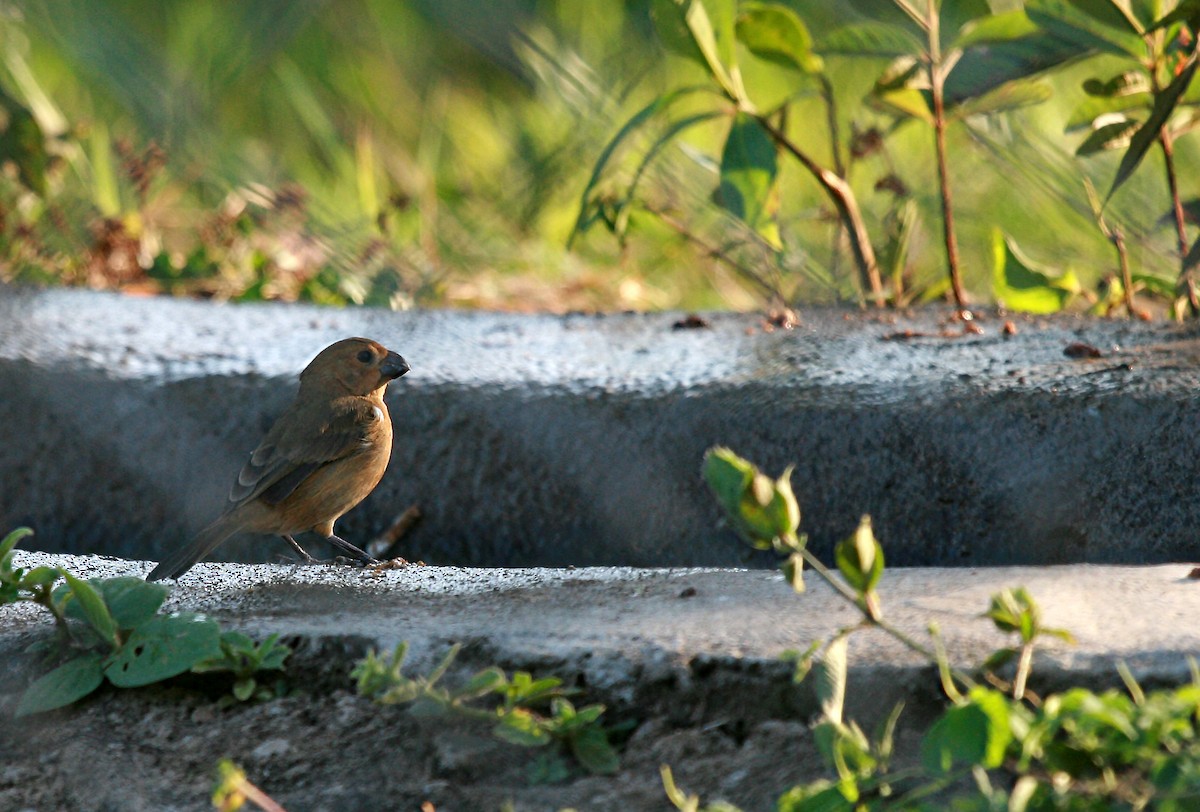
[735,2,822,74]
[716,112,780,249]
[992,230,1078,313]
[820,22,921,58]
[921,687,1012,772]
[1076,117,1141,154]
[1026,0,1146,59]
[1107,54,1200,203]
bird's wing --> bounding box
[226,398,379,509]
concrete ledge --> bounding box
[3,554,1199,810]
[3,288,1200,566]
[3,553,1198,718]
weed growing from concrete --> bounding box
[1,527,290,714]
[674,447,1200,809]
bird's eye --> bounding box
[356,349,374,364]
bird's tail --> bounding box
[146,513,246,581]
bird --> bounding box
[146,337,410,581]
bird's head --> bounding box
[299,337,409,397]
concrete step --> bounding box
[3,288,1200,567]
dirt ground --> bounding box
[0,642,876,812]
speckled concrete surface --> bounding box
[3,287,1200,567]
[3,552,1198,724]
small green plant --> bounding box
[2,528,286,715]
[686,448,1200,809]
[192,632,292,704]
[352,641,620,776]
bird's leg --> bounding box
[280,534,320,564]
[323,533,379,566]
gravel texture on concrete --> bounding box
[3,288,1200,567]
[3,552,1199,726]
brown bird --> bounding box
[147,337,409,581]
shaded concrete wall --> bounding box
[2,287,1198,566]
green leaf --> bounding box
[735,2,822,73]
[104,612,221,687]
[820,22,921,58]
[945,29,1086,105]
[716,112,780,248]
[93,577,169,629]
[19,566,60,589]
[1107,53,1200,203]
[952,81,1053,119]
[16,653,105,716]
[570,726,620,774]
[0,88,48,196]
[653,0,743,101]
[921,687,1012,772]
[233,678,256,702]
[939,0,994,51]
[494,708,552,747]
[991,230,1078,313]
[1026,0,1146,59]
[0,527,33,559]
[61,571,119,648]
[834,517,884,594]
[1076,117,1141,155]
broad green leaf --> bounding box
[1107,54,1200,202]
[1076,117,1141,154]
[19,566,60,589]
[570,726,620,774]
[954,9,1041,49]
[945,31,1087,105]
[716,112,780,249]
[952,80,1053,118]
[16,653,105,717]
[461,666,508,699]
[1067,0,1146,32]
[940,0,994,51]
[92,577,169,629]
[1153,0,1200,31]
[992,230,1078,313]
[656,0,744,101]
[1026,0,1146,58]
[61,571,118,648]
[921,687,1012,772]
[736,2,822,73]
[0,527,33,559]
[821,22,921,58]
[104,612,221,687]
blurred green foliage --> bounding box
[0,0,1199,313]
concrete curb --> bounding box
[3,288,1200,567]
[3,553,1199,726]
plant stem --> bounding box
[1159,128,1199,311]
[794,544,977,689]
[754,115,885,307]
[927,8,967,313]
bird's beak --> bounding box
[379,351,410,380]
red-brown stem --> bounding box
[927,5,966,313]
[755,115,885,308]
